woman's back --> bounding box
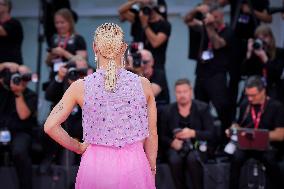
[82,68,149,147]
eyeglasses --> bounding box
[246,91,261,98]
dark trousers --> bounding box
[228,39,247,120]
[230,149,281,189]
[167,149,206,189]
[194,73,232,142]
[11,132,32,189]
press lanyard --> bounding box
[262,68,267,80]
[57,33,70,49]
[250,98,267,129]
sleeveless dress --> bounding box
[75,68,155,189]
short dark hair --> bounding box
[175,78,191,87]
[244,75,266,91]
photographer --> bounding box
[0,0,23,64]
[45,8,87,78]
[226,76,284,189]
[243,25,284,104]
[184,4,233,142]
[41,55,89,169]
[160,79,215,189]
[126,49,169,107]
[0,62,37,189]
[118,0,171,71]
[218,0,272,118]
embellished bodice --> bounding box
[82,69,149,147]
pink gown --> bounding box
[75,69,155,189]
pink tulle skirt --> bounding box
[75,141,155,189]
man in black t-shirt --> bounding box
[185,4,233,141]
[0,63,37,189]
[160,79,215,189]
[138,49,169,106]
[226,76,284,189]
[118,0,171,71]
[0,0,23,64]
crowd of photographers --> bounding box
[1,0,284,188]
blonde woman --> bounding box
[44,23,157,189]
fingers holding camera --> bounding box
[204,13,215,26]
[171,138,184,151]
[225,123,240,138]
[0,62,19,73]
[246,38,254,59]
[247,38,268,63]
[52,47,66,57]
[254,49,268,63]
[139,11,149,28]
[58,66,68,81]
[175,128,196,140]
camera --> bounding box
[0,68,32,89]
[173,127,194,157]
[194,11,206,21]
[224,127,238,155]
[142,6,152,15]
[11,73,32,85]
[129,42,144,68]
[252,39,264,50]
[64,63,87,81]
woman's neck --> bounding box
[97,56,123,70]
[59,32,70,37]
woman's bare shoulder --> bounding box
[140,76,151,88]
[68,79,85,106]
[139,76,153,98]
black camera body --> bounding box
[173,127,194,157]
[142,6,152,15]
[130,42,144,68]
[0,68,32,88]
[64,63,87,81]
[252,39,264,50]
[180,139,194,157]
[194,11,206,21]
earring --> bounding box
[121,56,125,68]
[95,54,99,69]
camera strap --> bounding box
[57,33,71,49]
[250,97,268,129]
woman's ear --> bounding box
[93,42,98,54]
